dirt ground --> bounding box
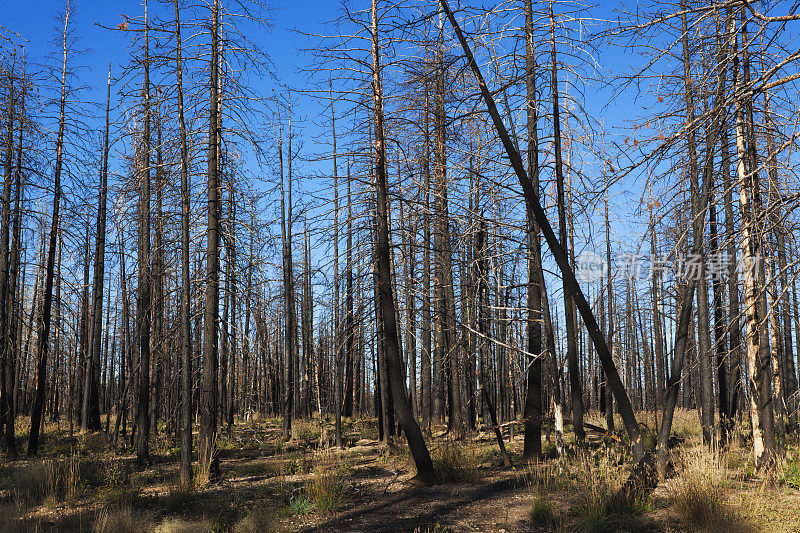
[1,412,799,532]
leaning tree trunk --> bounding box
[441,0,649,475]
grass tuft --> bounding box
[571,456,650,533]
[232,503,279,533]
[92,506,150,533]
[289,494,312,515]
[154,518,214,533]
[529,492,556,527]
[670,448,757,533]
[292,420,322,444]
[432,440,482,483]
[304,449,345,514]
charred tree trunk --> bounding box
[174,0,193,486]
[522,0,542,462]
[28,6,69,456]
[199,0,221,481]
[372,0,436,484]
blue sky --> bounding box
[1,0,659,296]
[2,0,339,97]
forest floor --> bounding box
[1,410,799,532]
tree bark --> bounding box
[199,0,221,481]
[174,0,193,487]
[522,0,542,462]
[28,5,69,456]
[372,0,436,484]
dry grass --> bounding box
[669,448,758,533]
[2,412,797,532]
[154,518,215,533]
[195,434,218,487]
[232,503,279,533]
[92,506,151,533]
[431,439,482,483]
[10,452,88,508]
[292,420,322,443]
[670,409,705,445]
[570,454,651,533]
[304,448,346,514]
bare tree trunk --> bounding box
[764,90,796,429]
[604,172,616,432]
[173,0,193,486]
[28,4,70,456]
[403,198,418,420]
[0,59,16,456]
[476,218,512,466]
[279,99,296,441]
[549,3,584,445]
[4,77,25,457]
[709,187,729,442]
[134,0,153,468]
[656,2,733,476]
[421,96,432,429]
[200,0,221,481]
[372,0,436,484]
[736,12,775,466]
[83,66,112,433]
[331,87,342,446]
[522,0,542,462]
[722,101,742,432]
[343,164,354,441]
[441,0,648,472]
[227,168,237,426]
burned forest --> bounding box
[2,0,800,531]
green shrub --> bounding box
[782,455,800,490]
[289,495,312,515]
